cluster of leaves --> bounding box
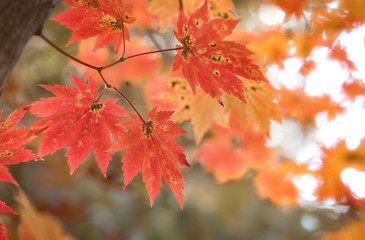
[0,107,39,238]
[1,0,365,238]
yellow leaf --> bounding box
[226,80,281,135]
[16,191,75,240]
[158,77,228,144]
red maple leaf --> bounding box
[0,108,35,240]
[173,1,267,105]
[0,222,9,240]
[29,73,128,176]
[109,108,190,209]
[0,201,16,215]
[51,0,136,53]
[0,107,38,185]
[0,200,16,240]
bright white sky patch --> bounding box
[341,168,365,198]
[294,174,318,202]
[305,58,349,100]
[258,4,285,26]
[315,99,365,150]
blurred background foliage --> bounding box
[1,0,365,239]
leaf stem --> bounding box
[38,33,99,70]
[95,87,108,102]
[121,22,126,58]
[124,47,184,60]
[179,0,184,13]
[112,86,146,124]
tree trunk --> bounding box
[0,0,60,93]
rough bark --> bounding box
[0,0,60,93]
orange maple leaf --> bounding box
[109,108,190,209]
[315,140,365,205]
[253,161,308,207]
[278,88,344,124]
[197,119,275,184]
[329,44,357,71]
[230,27,290,68]
[269,0,307,18]
[342,79,365,101]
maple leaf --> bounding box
[149,0,196,30]
[269,0,307,18]
[329,44,357,71]
[149,0,237,30]
[0,108,35,240]
[0,200,17,240]
[0,107,38,185]
[51,0,136,53]
[173,1,267,105]
[342,79,365,101]
[16,191,76,240]
[278,88,344,125]
[29,73,128,176]
[230,27,290,68]
[226,80,281,135]
[0,201,17,240]
[125,0,153,29]
[207,0,237,20]
[149,77,228,144]
[197,118,275,184]
[109,107,190,209]
[299,59,317,76]
[0,223,9,240]
[312,7,358,44]
[253,161,308,207]
[0,201,16,215]
[315,140,365,205]
[291,31,323,58]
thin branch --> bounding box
[124,46,184,60]
[112,86,146,124]
[101,58,123,70]
[97,71,111,88]
[38,32,99,70]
